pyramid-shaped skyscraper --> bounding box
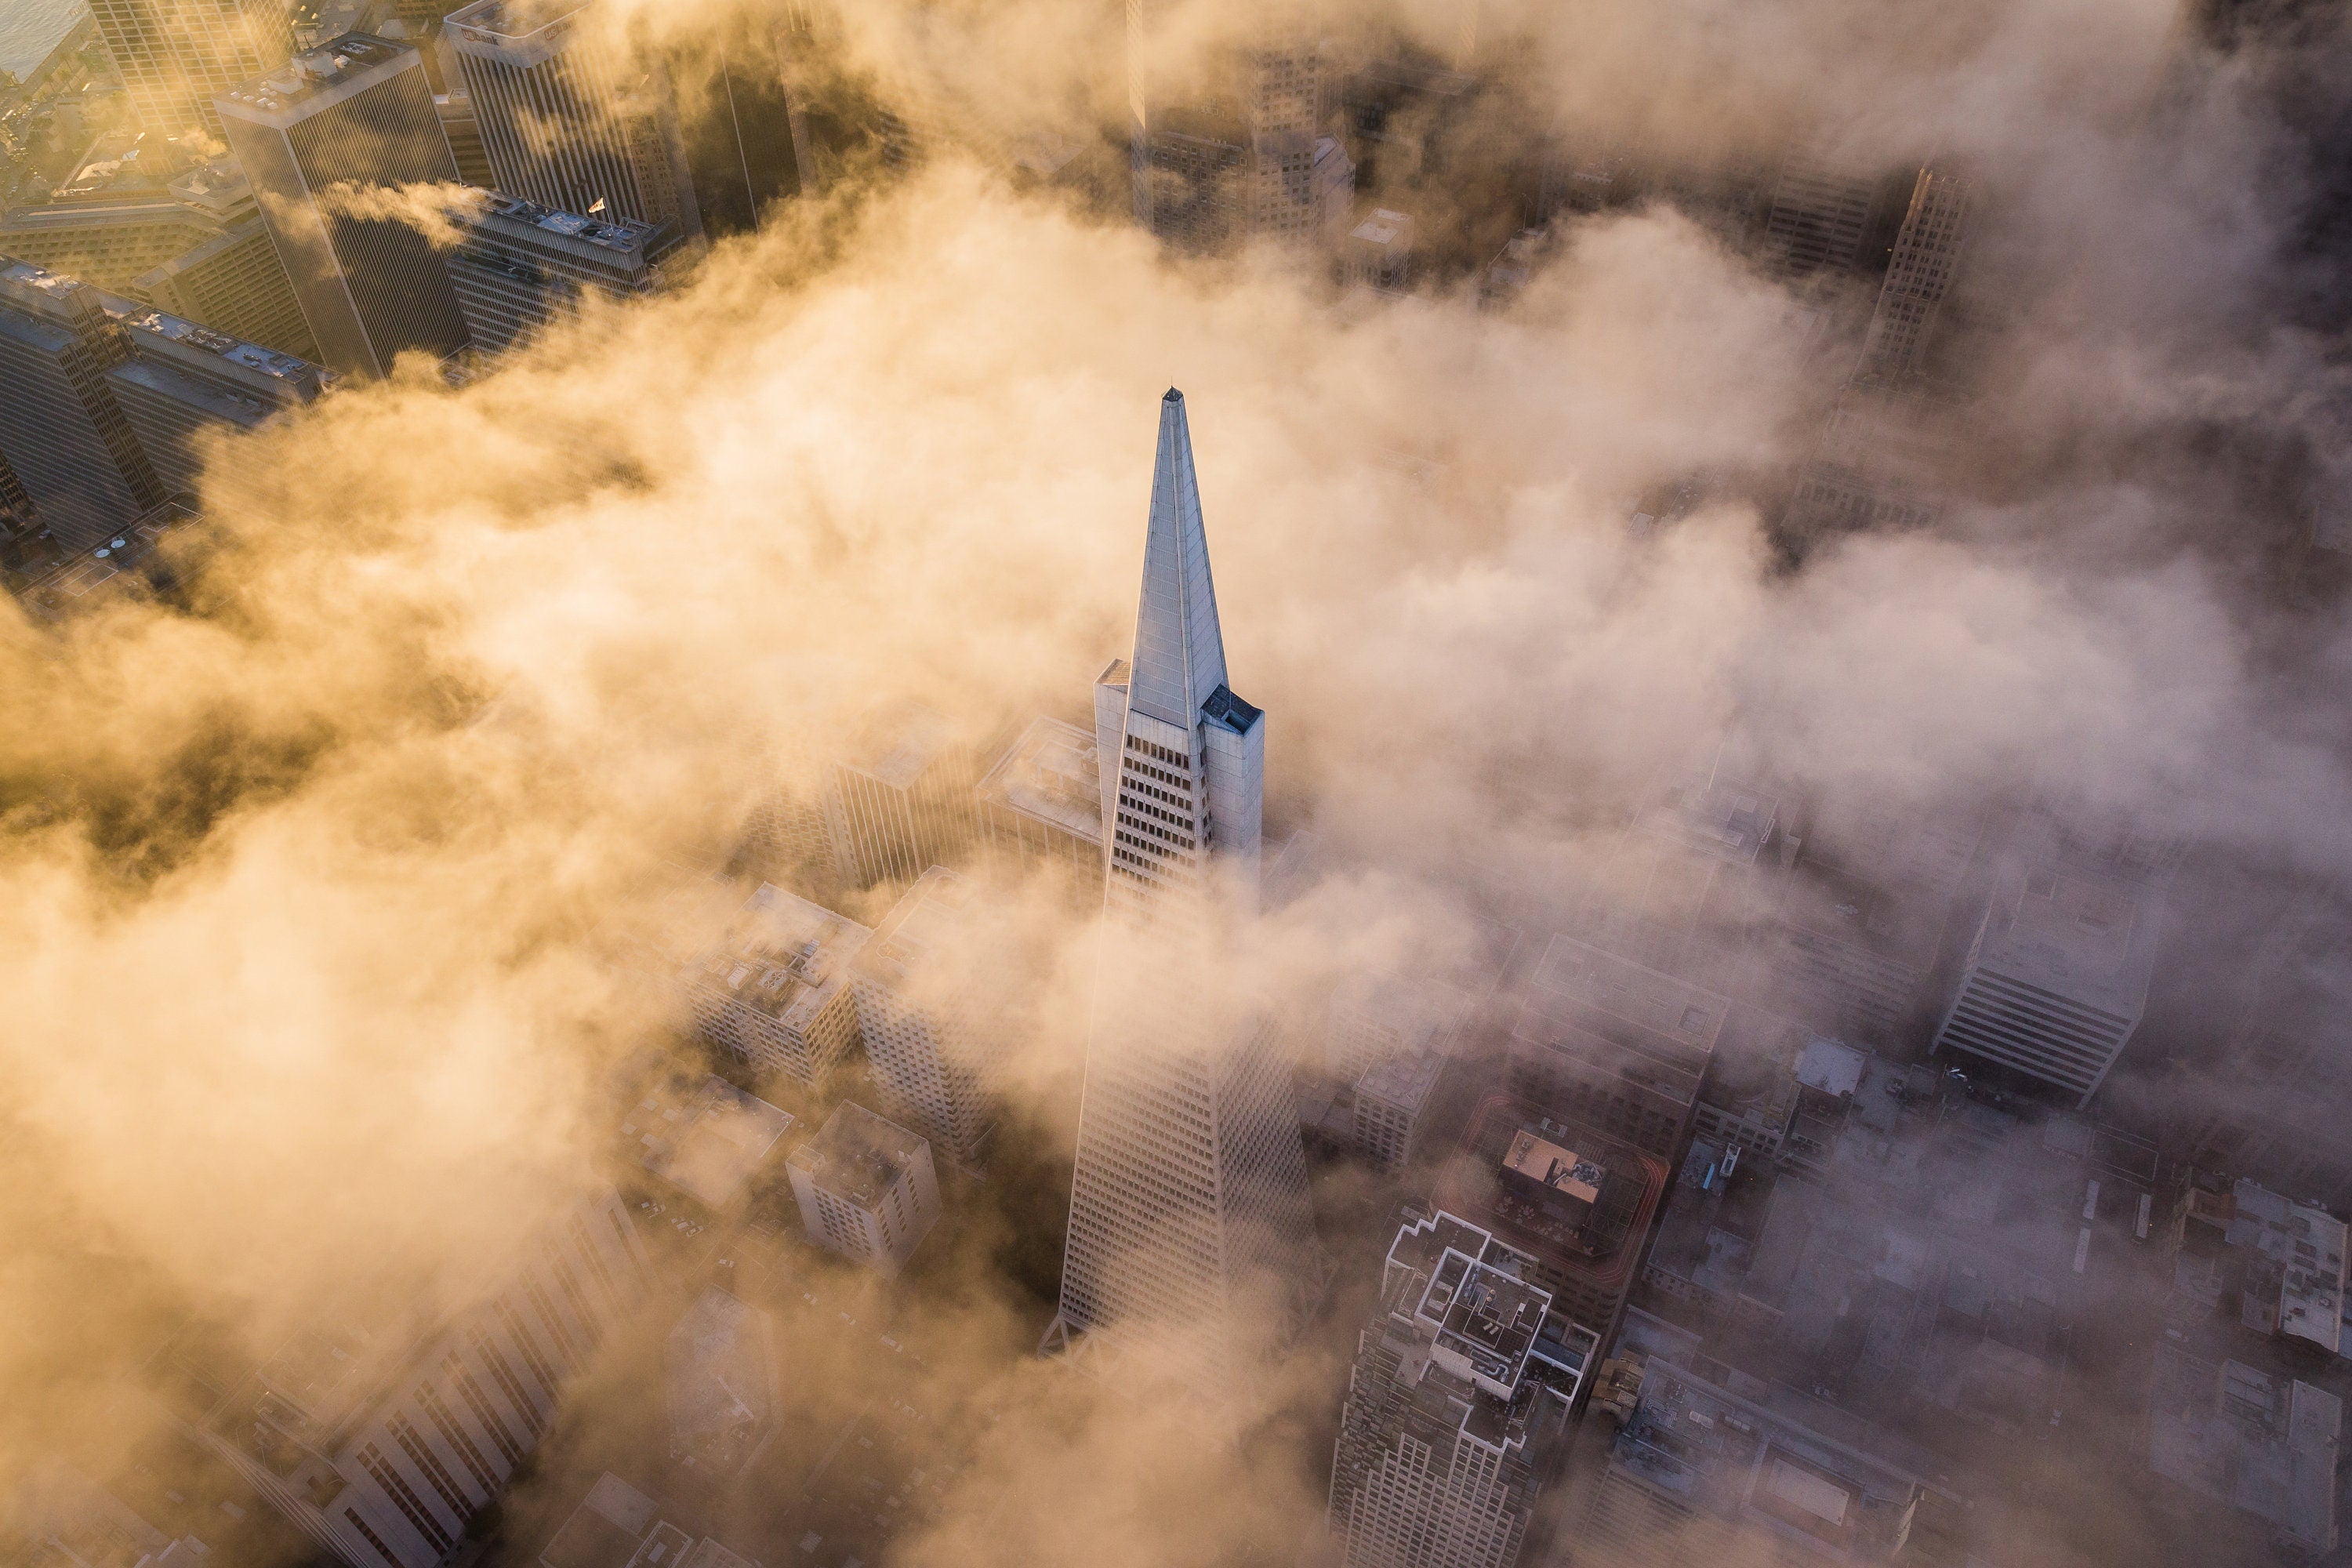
[1052,390,1319,1375]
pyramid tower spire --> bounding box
[1125,389,1229,731]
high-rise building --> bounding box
[675,880,871,1086]
[131,220,319,361]
[105,298,333,497]
[186,1189,649,1568]
[1128,10,1352,253]
[1508,936,1723,1160]
[87,0,294,141]
[786,1102,942,1276]
[444,192,656,354]
[851,866,1022,1166]
[442,0,702,247]
[0,256,329,551]
[217,36,474,381]
[1853,164,1973,383]
[975,714,1105,902]
[824,699,980,891]
[1929,821,2163,1109]
[0,257,169,551]
[1329,1211,1599,1568]
[1051,390,1320,1377]
[1762,145,1882,278]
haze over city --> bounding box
[0,3,2350,1568]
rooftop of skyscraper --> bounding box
[1512,935,1725,1112]
[679,882,872,1029]
[464,192,655,258]
[217,34,415,117]
[787,1102,928,1210]
[975,716,1102,844]
[1378,1211,1599,1438]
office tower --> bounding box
[1,158,316,359]
[0,257,167,551]
[851,866,1020,1165]
[1128,10,1352,253]
[87,0,293,141]
[435,90,497,186]
[1762,144,1881,278]
[132,227,318,361]
[187,1189,648,1568]
[1854,164,1973,383]
[1345,207,1415,292]
[826,699,980,890]
[1327,973,1468,1174]
[444,192,655,354]
[1508,936,1722,1160]
[786,1102,942,1276]
[678,881,871,1085]
[975,714,1106,900]
[1052,390,1320,1376]
[106,299,332,496]
[1929,823,2162,1109]
[623,1073,793,1212]
[1329,1212,1599,1568]
[664,1289,776,1475]
[218,37,473,381]
[443,0,702,246]
[0,187,220,292]
[1581,1357,1960,1568]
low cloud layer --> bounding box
[5,0,2352,1562]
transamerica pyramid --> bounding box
[1049,390,1322,1379]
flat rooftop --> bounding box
[626,1074,793,1210]
[858,865,998,988]
[1513,935,1723,1109]
[1636,773,1781,866]
[788,1102,928,1211]
[468,192,655,257]
[684,882,872,1029]
[1973,846,2161,1016]
[844,699,957,790]
[219,34,418,117]
[976,715,1102,844]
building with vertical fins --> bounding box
[87,0,294,141]
[1050,389,1321,1381]
[443,192,656,355]
[851,866,1025,1167]
[217,36,474,381]
[1127,8,1352,253]
[183,1187,649,1568]
[0,257,168,551]
[1329,1211,1599,1568]
[442,0,702,249]
[0,256,329,552]
[1854,165,1973,383]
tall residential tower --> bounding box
[1051,390,1319,1381]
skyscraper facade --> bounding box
[1051,390,1320,1379]
[1127,9,1352,253]
[1854,164,1973,383]
[443,0,702,247]
[1329,1212,1598,1568]
[88,0,294,141]
[444,192,656,355]
[0,257,168,551]
[218,37,474,380]
[189,1189,649,1568]
[0,256,329,552]
[851,866,1019,1166]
